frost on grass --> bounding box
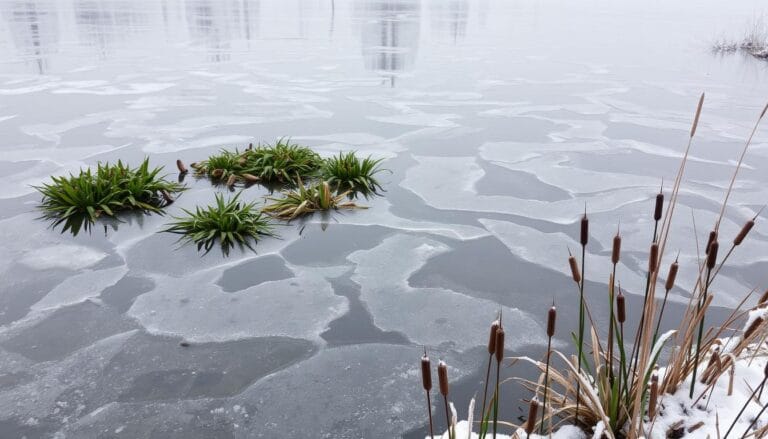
[348,234,547,352]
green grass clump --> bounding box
[162,192,274,255]
[321,151,386,195]
[36,159,184,235]
[193,139,323,185]
[262,179,365,220]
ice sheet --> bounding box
[348,234,548,352]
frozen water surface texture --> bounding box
[1,0,768,438]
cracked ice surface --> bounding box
[128,267,349,343]
[348,234,548,352]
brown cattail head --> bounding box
[525,397,540,434]
[495,326,505,364]
[649,243,659,273]
[421,352,432,391]
[649,373,659,417]
[161,190,173,204]
[690,92,704,138]
[654,192,664,221]
[734,219,755,246]
[580,212,589,246]
[707,240,719,270]
[176,159,188,174]
[438,361,449,396]
[547,306,557,338]
[568,255,581,284]
[617,290,626,323]
[744,316,765,340]
[211,168,224,179]
[764,360,768,378]
[487,321,499,354]
[612,233,622,265]
[706,231,717,255]
[759,289,768,306]
[665,260,679,291]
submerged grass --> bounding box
[262,179,365,220]
[36,159,184,235]
[421,96,768,438]
[321,151,387,195]
[163,192,274,255]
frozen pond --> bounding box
[1,0,768,437]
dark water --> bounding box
[1,0,767,437]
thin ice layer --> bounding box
[348,234,548,352]
[127,268,348,343]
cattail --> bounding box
[649,243,659,273]
[733,219,755,246]
[211,168,224,179]
[707,240,719,270]
[241,173,260,183]
[421,354,432,391]
[438,361,449,396]
[161,190,173,204]
[580,213,589,246]
[495,327,505,364]
[706,231,717,255]
[487,321,499,354]
[568,255,581,284]
[176,159,188,174]
[438,361,452,439]
[547,306,556,337]
[654,192,664,221]
[421,351,434,438]
[611,233,621,265]
[744,316,765,340]
[690,93,704,138]
[226,174,237,188]
[665,260,679,291]
[649,373,659,418]
[617,290,626,323]
[760,289,768,306]
[525,397,539,434]
[248,142,253,150]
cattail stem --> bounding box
[426,392,434,438]
[741,398,768,438]
[443,395,452,439]
[653,259,679,344]
[575,210,587,426]
[691,240,718,398]
[493,326,505,439]
[480,321,499,430]
[631,214,661,383]
[540,305,556,434]
[722,374,768,438]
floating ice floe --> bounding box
[128,267,348,343]
[348,234,548,351]
[16,243,107,272]
[31,266,128,312]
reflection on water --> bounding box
[430,0,468,43]
[0,1,58,74]
[358,0,420,87]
